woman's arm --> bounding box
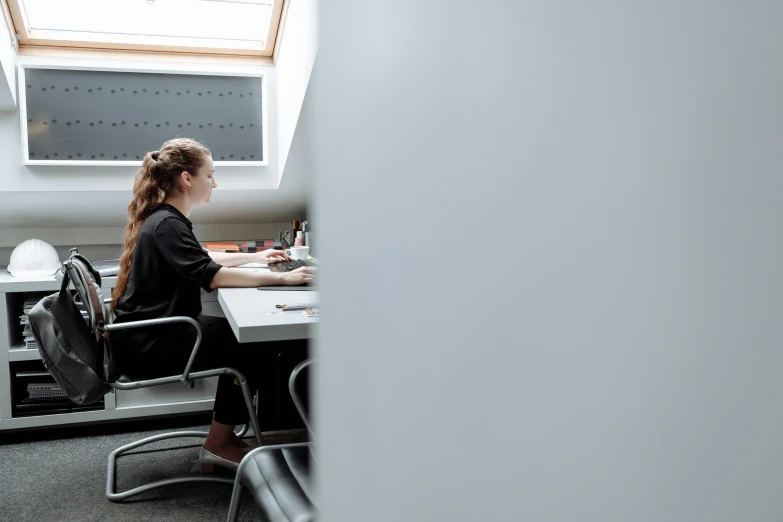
[208,249,291,268]
[207,251,257,267]
[209,266,315,289]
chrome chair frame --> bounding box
[288,359,316,442]
[100,304,263,502]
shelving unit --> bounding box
[8,347,41,362]
[0,269,216,432]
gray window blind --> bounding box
[23,68,264,162]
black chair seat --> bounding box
[239,446,315,522]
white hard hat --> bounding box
[8,239,61,278]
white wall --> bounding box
[314,1,783,522]
[0,5,16,109]
[275,0,318,180]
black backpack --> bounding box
[28,250,115,405]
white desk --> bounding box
[0,268,315,431]
[217,286,318,343]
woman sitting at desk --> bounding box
[111,138,314,471]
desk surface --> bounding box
[218,286,319,343]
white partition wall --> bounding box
[313,2,783,522]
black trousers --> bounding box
[118,315,307,426]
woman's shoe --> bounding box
[199,445,240,473]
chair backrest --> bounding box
[289,359,315,440]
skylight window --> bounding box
[5,0,285,56]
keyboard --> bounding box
[268,259,313,273]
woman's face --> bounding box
[189,154,217,205]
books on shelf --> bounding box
[19,297,39,350]
[27,382,67,400]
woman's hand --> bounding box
[278,266,316,285]
[254,249,291,264]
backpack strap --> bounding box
[60,258,114,381]
[74,263,105,329]
[49,266,93,359]
[58,262,71,295]
[70,252,102,287]
[63,259,105,331]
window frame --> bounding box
[4,0,285,58]
[18,62,269,167]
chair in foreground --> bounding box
[227,359,316,522]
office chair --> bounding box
[59,252,263,502]
[226,359,315,522]
[74,294,261,501]
[102,312,263,501]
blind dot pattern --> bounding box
[25,68,264,162]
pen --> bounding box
[276,304,315,310]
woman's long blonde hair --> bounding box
[111,138,211,310]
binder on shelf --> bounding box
[11,368,103,417]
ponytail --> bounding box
[111,154,163,310]
[111,138,212,310]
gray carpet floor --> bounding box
[0,415,305,521]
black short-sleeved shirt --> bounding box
[112,204,222,359]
